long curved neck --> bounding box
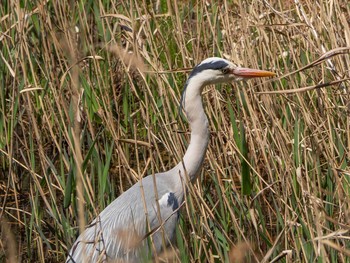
[171,78,210,187]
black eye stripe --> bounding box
[189,60,229,78]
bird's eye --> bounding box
[221,68,229,74]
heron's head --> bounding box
[187,57,275,86]
[180,57,275,113]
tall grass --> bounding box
[1,0,349,262]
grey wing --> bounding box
[66,175,180,263]
[66,182,152,263]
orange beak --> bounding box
[232,67,275,78]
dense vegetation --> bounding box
[1,1,349,262]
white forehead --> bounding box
[196,57,237,71]
[199,57,231,65]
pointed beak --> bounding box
[232,67,275,78]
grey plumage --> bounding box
[66,57,274,263]
[67,171,181,262]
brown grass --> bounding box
[1,0,349,262]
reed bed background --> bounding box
[1,0,350,262]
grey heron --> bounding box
[66,57,275,262]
